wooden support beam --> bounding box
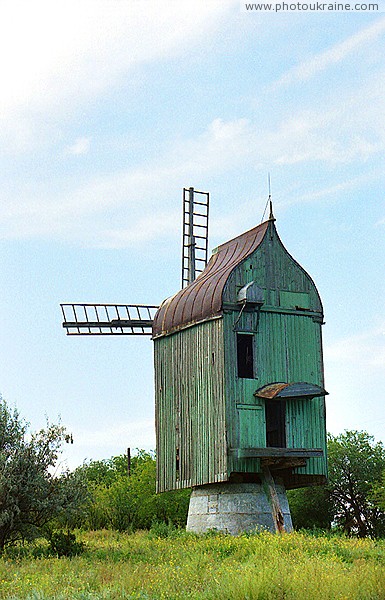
[261,457,307,470]
[261,466,285,534]
[229,447,323,459]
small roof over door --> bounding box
[254,382,327,399]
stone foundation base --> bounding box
[186,482,293,535]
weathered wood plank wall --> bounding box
[155,318,227,492]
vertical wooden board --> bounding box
[154,318,226,492]
[256,311,289,382]
[155,339,176,491]
[282,315,327,477]
[238,406,265,447]
[223,311,262,475]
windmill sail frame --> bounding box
[61,186,209,336]
[181,187,210,288]
[61,303,158,335]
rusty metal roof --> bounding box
[152,220,269,338]
[254,382,328,399]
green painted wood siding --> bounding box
[222,225,323,313]
[154,318,227,492]
[224,310,263,476]
[223,223,327,480]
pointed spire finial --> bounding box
[260,173,276,224]
[268,197,275,221]
[267,173,276,222]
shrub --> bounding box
[0,396,86,551]
[47,530,85,557]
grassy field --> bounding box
[0,529,384,600]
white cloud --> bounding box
[59,419,155,469]
[324,322,385,369]
[66,137,91,156]
[2,86,385,247]
[0,0,238,156]
[277,169,385,210]
[75,419,155,449]
[270,16,385,90]
[1,6,385,248]
[101,209,180,249]
[324,323,385,440]
[0,0,236,141]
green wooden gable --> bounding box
[153,217,327,493]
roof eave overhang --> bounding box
[254,382,328,400]
[152,313,223,340]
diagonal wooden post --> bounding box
[261,466,285,534]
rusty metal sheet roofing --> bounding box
[152,220,269,338]
[254,382,328,399]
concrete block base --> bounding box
[186,482,293,535]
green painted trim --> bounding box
[223,302,323,320]
[230,448,324,458]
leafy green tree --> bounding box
[76,454,128,488]
[74,452,139,530]
[125,451,190,529]
[0,396,86,551]
[52,470,90,532]
[288,431,385,536]
[372,471,385,511]
[76,450,190,531]
[288,485,332,530]
[328,430,385,537]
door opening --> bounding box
[266,399,286,447]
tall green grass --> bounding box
[0,530,384,599]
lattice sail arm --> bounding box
[61,303,158,335]
[182,187,209,288]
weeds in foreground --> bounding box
[0,529,384,599]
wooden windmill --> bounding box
[62,187,328,534]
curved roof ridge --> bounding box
[152,220,269,338]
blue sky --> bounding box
[0,1,384,470]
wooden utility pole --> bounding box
[127,447,131,477]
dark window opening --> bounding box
[266,400,286,447]
[176,447,180,473]
[237,333,254,378]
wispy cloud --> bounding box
[324,322,385,439]
[101,210,181,249]
[1,6,385,247]
[60,419,155,469]
[65,137,91,156]
[0,1,239,159]
[2,85,385,247]
[270,16,385,90]
[324,322,385,369]
[0,0,235,147]
[277,169,385,209]
[74,419,155,450]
